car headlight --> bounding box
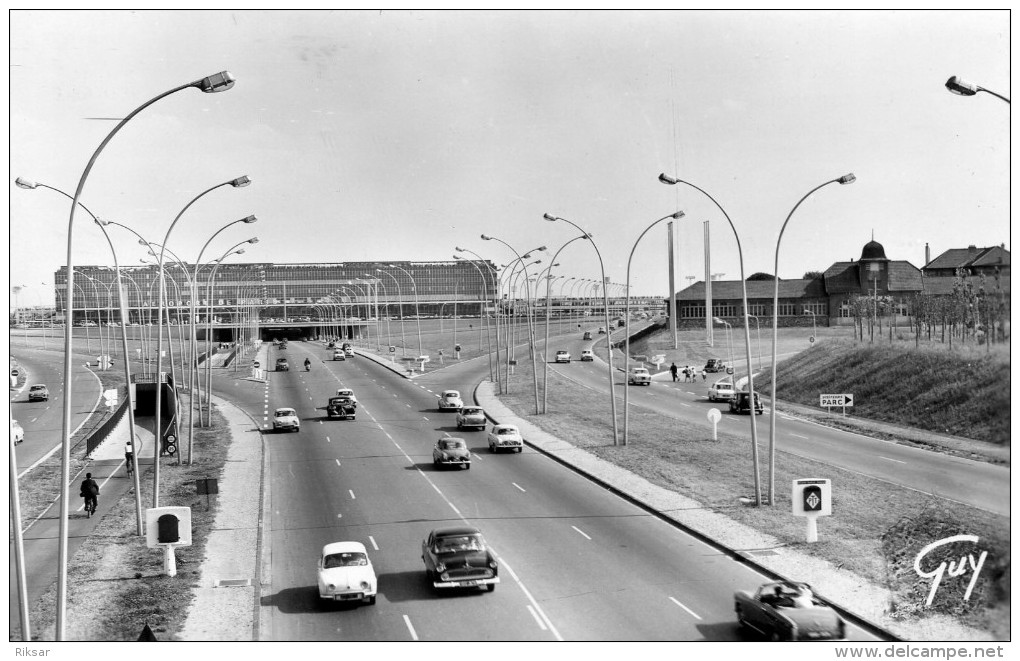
[489,560,498,569]
[436,562,446,572]
[440,572,450,581]
[360,581,370,590]
[327,583,336,590]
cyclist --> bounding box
[80,472,100,517]
[304,357,311,371]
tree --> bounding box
[747,272,775,281]
[802,271,824,280]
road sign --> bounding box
[10,368,19,378]
[253,361,260,368]
[389,346,396,353]
[820,393,854,407]
[809,336,815,343]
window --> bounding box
[777,303,797,317]
[712,303,738,318]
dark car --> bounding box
[432,437,471,469]
[276,358,289,371]
[327,397,356,420]
[735,581,847,641]
[730,391,763,415]
[582,331,592,340]
[704,358,725,373]
[421,527,499,591]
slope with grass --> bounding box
[755,340,1010,444]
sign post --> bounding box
[145,506,193,576]
[792,478,832,543]
[418,356,430,372]
[707,408,721,441]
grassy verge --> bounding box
[14,407,233,642]
[497,358,1010,638]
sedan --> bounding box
[735,581,847,641]
[487,424,523,453]
[554,350,571,363]
[627,368,651,386]
[272,407,300,432]
[335,388,358,406]
[707,379,735,402]
[456,406,486,431]
[433,437,471,470]
[422,527,499,591]
[28,384,49,401]
[276,358,290,372]
[437,390,463,411]
[333,350,345,361]
[318,542,377,605]
[580,349,594,362]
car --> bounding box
[617,319,626,328]
[730,391,764,415]
[704,358,725,373]
[433,437,471,469]
[333,350,344,360]
[335,388,357,405]
[28,384,49,401]
[280,340,288,349]
[628,367,651,386]
[707,379,735,402]
[344,346,354,357]
[275,358,289,372]
[456,406,486,431]
[597,327,606,334]
[421,527,499,591]
[555,350,571,363]
[327,397,356,420]
[272,407,300,432]
[580,349,594,361]
[582,331,593,340]
[342,342,352,351]
[437,390,463,411]
[12,419,24,445]
[487,424,523,453]
[734,581,847,641]
[317,542,377,605]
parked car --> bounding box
[327,397,356,420]
[628,368,651,386]
[555,350,571,363]
[582,331,593,340]
[617,319,626,328]
[437,390,463,411]
[597,327,606,334]
[333,350,344,360]
[456,406,486,431]
[433,437,471,470]
[730,391,764,415]
[276,358,290,372]
[335,388,357,405]
[704,358,725,373]
[272,407,300,432]
[317,542,377,606]
[734,581,846,641]
[580,349,594,361]
[12,419,24,445]
[487,424,523,453]
[421,527,499,591]
[707,379,735,402]
[28,384,49,401]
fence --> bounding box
[85,394,129,457]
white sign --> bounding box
[651,354,666,367]
[792,478,832,516]
[706,408,721,424]
[820,393,854,407]
[103,389,119,407]
[145,506,193,548]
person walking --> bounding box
[669,362,678,382]
[125,440,134,477]
[80,472,100,517]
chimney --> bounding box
[925,243,930,265]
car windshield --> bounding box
[275,410,295,417]
[323,552,368,568]
[435,534,485,553]
[440,440,465,450]
[462,408,481,415]
[444,392,459,398]
[31,386,45,391]
[497,428,516,436]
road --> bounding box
[215,340,878,641]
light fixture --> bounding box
[838,173,856,185]
[945,75,978,96]
[15,177,37,189]
[198,71,236,93]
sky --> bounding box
[7,9,1012,308]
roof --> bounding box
[822,262,860,294]
[433,527,482,537]
[886,261,923,291]
[322,541,367,555]
[675,278,826,301]
[925,246,1011,271]
[860,240,888,261]
[923,274,1012,295]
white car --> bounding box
[333,350,344,360]
[555,350,571,363]
[580,349,594,361]
[707,380,735,402]
[457,406,486,431]
[317,542,377,605]
[344,346,354,357]
[487,424,523,453]
[273,407,301,432]
[335,388,357,406]
[12,419,24,445]
[438,390,463,411]
[628,367,652,386]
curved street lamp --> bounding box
[945,75,1010,103]
[387,265,423,357]
[767,173,855,504]
[542,235,588,414]
[453,255,495,383]
[456,248,501,390]
[376,269,408,357]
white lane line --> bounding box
[318,420,323,425]
[512,482,526,493]
[498,557,563,641]
[679,403,691,408]
[368,536,379,550]
[449,503,461,516]
[30,417,37,423]
[335,459,341,466]
[406,403,411,407]
[423,416,429,421]
[430,483,442,495]
[349,489,356,499]
[403,614,419,641]
[571,525,591,540]
[336,513,342,518]
[669,597,703,620]
[472,454,482,461]
[880,456,907,464]
[527,605,548,630]
[790,433,808,439]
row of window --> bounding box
[680,299,915,319]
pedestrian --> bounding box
[125,440,134,476]
[80,472,100,517]
[701,369,707,381]
[669,362,678,382]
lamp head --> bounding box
[234,249,246,255]
[94,217,111,226]
[945,75,978,96]
[198,71,236,93]
[239,215,257,226]
[671,211,685,219]
[658,173,678,185]
[481,234,492,240]
[452,255,462,260]
[543,213,556,222]
[455,246,465,252]
[247,237,259,244]
[230,175,251,188]
[137,239,148,247]
[15,177,38,189]
[838,173,856,185]
[536,246,547,252]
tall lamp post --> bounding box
[767,174,855,505]
[455,248,500,390]
[544,213,620,445]
[945,75,1010,103]
[659,173,763,504]
[622,212,684,444]
[51,69,235,641]
[376,269,407,357]
[452,255,495,383]
[387,264,423,357]
[205,240,257,422]
[542,235,589,414]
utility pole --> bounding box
[704,221,713,347]
[667,221,677,349]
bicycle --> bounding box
[84,495,98,517]
[125,454,134,477]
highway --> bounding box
[218,340,879,641]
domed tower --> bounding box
[858,236,890,292]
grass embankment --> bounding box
[496,356,1010,639]
[16,408,233,642]
[754,340,1010,445]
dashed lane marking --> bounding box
[335,459,340,466]
[403,615,419,641]
[669,597,702,620]
[369,536,378,550]
[527,605,548,631]
[512,482,526,492]
[880,456,907,464]
[349,489,356,499]
[571,525,591,540]
[790,433,808,439]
